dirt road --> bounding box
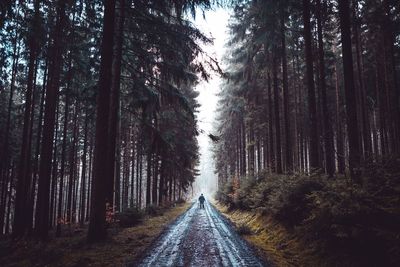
[131,200,266,267]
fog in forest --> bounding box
[192,8,229,198]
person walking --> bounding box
[198,194,205,209]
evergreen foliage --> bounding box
[0,0,216,240]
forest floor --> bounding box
[0,202,190,267]
[214,201,329,267]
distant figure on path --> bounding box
[198,194,205,209]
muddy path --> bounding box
[129,200,266,267]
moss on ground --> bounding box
[0,202,191,267]
[214,201,326,267]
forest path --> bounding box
[131,200,266,267]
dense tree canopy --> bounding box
[0,0,217,240]
[215,0,400,184]
[213,3,400,264]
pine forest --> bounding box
[0,0,399,266]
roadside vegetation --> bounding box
[216,158,400,266]
[0,202,190,267]
[214,0,400,266]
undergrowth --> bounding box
[216,156,400,266]
[116,207,144,227]
[0,202,191,267]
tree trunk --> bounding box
[86,136,94,222]
[67,104,78,224]
[139,145,143,208]
[130,133,135,208]
[33,61,48,224]
[316,0,335,177]
[273,54,282,174]
[13,0,40,237]
[241,120,247,175]
[34,62,48,168]
[106,0,125,208]
[383,0,399,154]
[267,72,275,172]
[35,0,66,239]
[280,9,292,173]
[302,0,320,170]
[5,165,15,234]
[152,153,159,206]
[0,30,19,235]
[249,122,255,175]
[56,85,70,237]
[26,61,40,234]
[334,63,345,174]
[338,0,361,181]
[136,139,140,207]
[49,101,60,229]
[115,130,121,212]
[78,109,88,225]
[352,1,372,158]
[146,139,152,206]
[87,0,117,242]
[158,151,165,205]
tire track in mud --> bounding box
[131,200,266,267]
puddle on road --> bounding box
[134,201,266,267]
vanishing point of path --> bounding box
[130,201,266,267]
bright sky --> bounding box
[192,8,230,196]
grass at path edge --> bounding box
[213,201,324,267]
[0,202,191,267]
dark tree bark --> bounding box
[382,0,400,154]
[56,86,70,237]
[86,136,94,222]
[136,138,141,207]
[49,100,60,228]
[272,54,282,174]
[123,129,130,210]
[35,0,66,239]
[292,54,300,172]
[280,8,292,173]
[115,131,121,212]
[316,0,335,177]
[249,122,255,175]
[242,126,247,175]
[267,72,275,172]
[5,165,15,234]
[130,134,135,207]
[238,127,242,175]
[87,0,117,242]
[375,59,388,156]
[146,137,153,206]
[67,104,78,224]
[80,110,89,226]
[105,0,125,207]
[26,61,39,233]
[33,61,47,210]
[13,0,40,237]
[158,150,165,205]
[152,154,158,206]
[0,30,19,234]
[352,1,372,158]
[256,137,261,173]
[302,0,320,170]
[139,146,143,208]
[338,0,361,181]
[334,63,345,174]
